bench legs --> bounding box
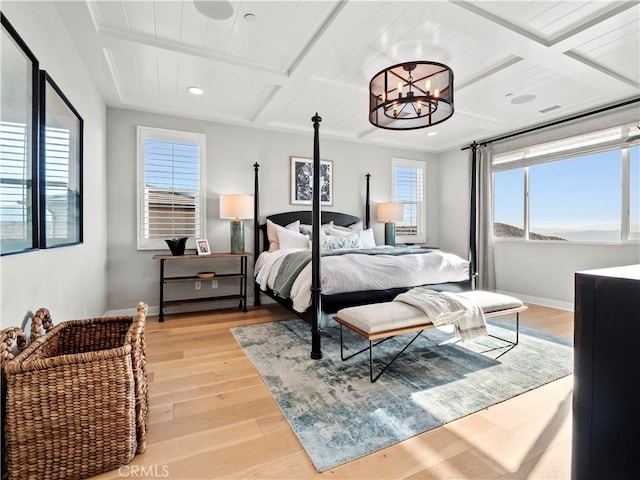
[339,324,425,383]
[489,312,519,344]
[485,312,520,359]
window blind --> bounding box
[392,158,425,242]
[44,126,71,240]
[137,127,205,250]
[0,121,32,250]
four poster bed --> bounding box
[252,114,473,359]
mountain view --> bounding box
[494,223,567,241]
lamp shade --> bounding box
[376,202,404,222]
[220,194,254,220]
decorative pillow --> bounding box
[300,223,332,235]
[266,219,300,252]
[325,225,353,237]
[278,226,311,250]
[358,228,376,249]
[321,232,363,250]
[331,221,364,233]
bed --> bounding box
[252,118,473,360]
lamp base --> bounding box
[230,220,244,254]
[384,222,396,246]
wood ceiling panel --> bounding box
[473,0,607,40]
[154,0,183,43]
[123,1,156,38]
[457,62,602,124]
[224,2,272,64]
[133,55,161,99]
[179,1,210,50]
[314,3,399,86]
[106,49,142,97]
[570,7,640,83]
[93,0,129,30]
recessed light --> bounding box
[427,131,437,136]
[244,13,257,22]
[187,87,203,95]
[194,1,234,21]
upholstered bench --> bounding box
[334,291,527,382]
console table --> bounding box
[153,252,249,322]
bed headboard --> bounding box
[258,211,362,252]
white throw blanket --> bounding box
[394,287,487,340]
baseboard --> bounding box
[496,290,573,312]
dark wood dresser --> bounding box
[573,264,640,480]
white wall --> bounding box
[437,148,640,310]
[106,108,435,313]
[436,149,470,260]
[0,3,108,327]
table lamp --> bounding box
[220,194,254,254]
[376,202,404,246]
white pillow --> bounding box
[325,225,353,237]
[300,223,332,235]
[331,221,364,233]
[278,226,311,250]
[321,232,363,250]
[266,219,300,252]
[358,228,376,249]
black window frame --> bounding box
[0,12,40,256]
[39,71,84,249]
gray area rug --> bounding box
[231,318,573,472]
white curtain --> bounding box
[476,144,496,291]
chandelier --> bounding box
[369,61,454,130]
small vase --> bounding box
[165,237,188,256]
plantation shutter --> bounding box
[43,126,71,240]
[137,127,206,250]
[0,121,34,252]
[392,158,426,243]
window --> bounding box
[493,124,638,243]
[40,72,83,248]
[1,14,39,255]
[0,122,34,253]
[392,158,425,244]
[494,168,525,238]
[136,126,206,250]
[629,147,639,240]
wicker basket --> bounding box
[2,303,148,480]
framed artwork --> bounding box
[39,71,83,248]
[196,238,211,255]
[290,156,333,206]
[1,14,40,255]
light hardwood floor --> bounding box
[90,303,574,480]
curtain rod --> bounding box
[461,96,640,151]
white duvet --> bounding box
[254,248,470,312]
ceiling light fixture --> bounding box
[244,13,257,22]
[369,61,454,130]
[194,1,234,21]
[187,86,203,95]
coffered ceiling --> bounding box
[52,0,639,152]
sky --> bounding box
[495,146,639,235]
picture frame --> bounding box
[290,156,333,206]
[196,238,211,255]
[39,71,83,248]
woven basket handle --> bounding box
[0,327,27,367]
[30,307,54,342]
